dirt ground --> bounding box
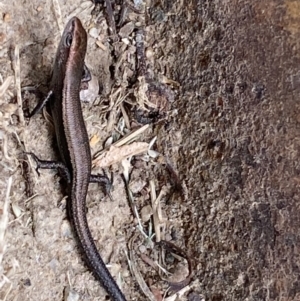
[1,0,300,300]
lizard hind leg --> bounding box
[89,170,113,201]
[25,152,71,183]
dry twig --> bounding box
[128,234,157,301]
[93,124,149,161]
[93,142,149,168]
[0,177,12,294]
[12,45,24,126]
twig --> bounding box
[136,28,146,76]
[52,0,63,33]
[13,45,24,126]
[0,176,12,266]
[128,234,157,301]
[149,180,160,241]
[93,124,149,159]
[0,177,13,297]
[105,0,117,40]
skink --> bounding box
[26,17,127,301]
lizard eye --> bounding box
[65,33,73,47]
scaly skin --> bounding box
[49,17,127,301]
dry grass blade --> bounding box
[106,89,130,132]
[120,102,131,130]
[93,142,149,168]
[150,180,168,243]
[0,177,12,265]
[163,285,192,301]
[0,176,13,295]
[96,40,107,51]
[130,251,157,301]
[23,151,39,183]
[128,235,157,301]
[158,240,194,293]
[0,76,13,98]
[68,1,94,17]
[105,88,121,131]
[150,180,160,242]
[52,0,63,33]
[1,276,12,301]
[155,187,167,225]
[13,45,24,126]
[93,124,149,160]
[114,124,149,147]
[122,158,149,239]
[0,131,11,161]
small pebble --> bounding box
[139,245,147,253]
[3,13,11,22]
[121,38,130,45]
[146,47,154,59]
[89,27,99,39]
[11,203,23,218]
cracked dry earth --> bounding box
[1,0,300,301]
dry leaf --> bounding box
[93,142,149,168]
